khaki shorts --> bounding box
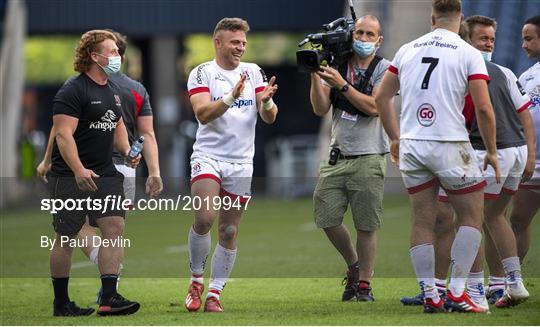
[313,154,386,231]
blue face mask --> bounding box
[480,51,492,62]
[96,54,121,75]
[352,39,378,58]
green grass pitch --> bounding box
[1,196,539,325]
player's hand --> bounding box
[521,156,535,182]
[261,76,278,103]
[146,176,163,198]
[37,159,51,183]
[232,74,247,99]
[390,140,400,166]
[124,152,142,169]
[483,152,501,184]
[74,168,99,192]
[316,66,347,89]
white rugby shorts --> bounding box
[519,159,540,194]
[190,156,252,202]
[439,145,527,201]
[399,139,485,195]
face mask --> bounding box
[480,51,492,62]
[96,54,121,75]
[352,39,378,58]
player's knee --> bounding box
[100,218,125,238]
[218,224,238,241]
[195,210,218,224]
[510,218,528,233]
[193,218,214,234]
[434,216,454,235]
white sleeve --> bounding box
[187,63,210,97]
[251,64,268,94]
[467,48,489,82]
[389,44,404,75]
[518,70,527,86]
[502,67,532,113]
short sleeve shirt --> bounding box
[51,74,123,176]
[467,62,531,150]
[187,60,267,163]
[389,28,489,141]
[108,73,153,163]
[519,62,540,160]
[329,57,390,155]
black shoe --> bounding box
[486,288,504,305]
[53,301,95,316]
[98,293,140,316]
[341,270,358,301]
[400,292,424,306]
[357,281,375,302]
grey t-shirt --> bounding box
[329,57,390,155]
[468,61,528,150]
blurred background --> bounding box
[1,0,539,206]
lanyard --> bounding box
[348,61,355,84]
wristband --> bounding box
[263,98,274,111]
[222,93,235,107]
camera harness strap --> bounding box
[332,55,383,116]
[346,54,382,94]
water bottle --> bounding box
[125,136,144,166]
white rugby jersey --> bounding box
[519,62,540,161]
[187,60,267,163]
[388,28,489,141]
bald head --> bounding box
[356,15,382,35]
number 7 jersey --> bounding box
[388,28,489,141]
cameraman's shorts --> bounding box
[48,171,126,236]
[314,154,386,231]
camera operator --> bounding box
[310,15,390,302]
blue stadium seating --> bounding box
[462,0,540,76]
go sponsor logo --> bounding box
[417,103,436,127]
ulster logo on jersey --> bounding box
[417,103,436,127]
[114,94,122,107]
[191,162,201,174]
[241,69,251,81]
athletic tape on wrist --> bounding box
[222,93,235,107]
[263,98,274,111]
